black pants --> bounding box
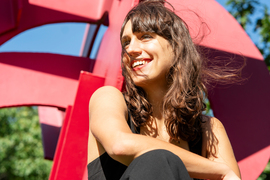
[120,149,192,180]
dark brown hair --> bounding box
[120,0,242,143]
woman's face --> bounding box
[121,20,174,88]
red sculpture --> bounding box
[0,0,269,179]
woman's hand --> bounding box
[221,165,241,180]
[222,171,241,180]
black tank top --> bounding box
[87,112,202,180]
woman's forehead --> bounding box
[122,20,132,36]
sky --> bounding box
[217,0,270,48]
[0,0,269,57]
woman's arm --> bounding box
[89,86,240,180]
[202,116,241,178]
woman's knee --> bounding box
[141,149,184,165]
[120,149,191,180]
[148,149,180,160]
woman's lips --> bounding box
[131,59,152,71]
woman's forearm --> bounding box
[107,132,238,180]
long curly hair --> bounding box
[120,0,242,143]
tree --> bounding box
[0,107,52,180]
[226,0,270,69]
[225,0,270,179]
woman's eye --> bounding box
[141,34,152,40]
[122,41,130,48]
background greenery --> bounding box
[226,0,270,70]
[0,107,52,180]
[0,0,269,179]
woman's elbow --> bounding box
[110,141,127,157]
[108,134,136,161]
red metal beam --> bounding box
[0,52,95,108]
[49,72,105,180]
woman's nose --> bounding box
[126,39,142,57]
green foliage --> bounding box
[226,0,260,29]
[203,98,214,117]
[0,107,52,180]
[227,0,270,67]
[255,5,270,66]
[258,160,270,180]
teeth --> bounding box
[132,60,148,68]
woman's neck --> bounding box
[143,84,169,120]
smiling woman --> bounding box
[121,21,174,88]
[87,1,242,180]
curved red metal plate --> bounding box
[0,52,94,108]
[0,0,112,45]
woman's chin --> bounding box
[133,78,150,89]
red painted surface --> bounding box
[238,145,270,180]
[29,0,113,20]
[49,105,73,179]
[0,52,94,108]
[169,0,263,60]
[39,107,64,127]
[49,72,105,180]
[0,0,111,46]
[0,0,18,35]
[206,49,270,180]
[0,0,269,179]
[38,107,65,160]
[92,0,133,89]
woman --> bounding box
[88,1,241,179]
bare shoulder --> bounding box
[201,116,240,177]
[89,86,129,126]
[89,86,127,109]
[90,86,124,102]
[201,115,227,159]
[201,115,225,131]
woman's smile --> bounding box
[121,20,174,87]
[131,58,152,71]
